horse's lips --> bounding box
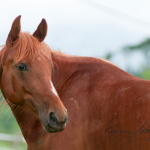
[45,125,55,133]
[42,123,64,133]
[41,123,54,133]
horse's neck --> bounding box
[51,52,78,91]
[7,101,46,142]
[51,52,138,91]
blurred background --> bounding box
[1,0,150,149]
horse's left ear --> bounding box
[33,19,47,42]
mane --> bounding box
[1,32,52,64]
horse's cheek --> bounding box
[2,72,12,96]
[1,71,19,104]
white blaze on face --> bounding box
[50,80,58,97]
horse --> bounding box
[1,15,150,150]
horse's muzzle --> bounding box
[44,112,68,133]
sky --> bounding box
[1,0,150,70]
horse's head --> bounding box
[0,16,68,133]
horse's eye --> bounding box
[16,63,27,71]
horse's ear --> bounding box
[33,19,47,42]
[6,15,21,46]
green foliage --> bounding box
[124,38,150,53]
[126,68,150,80]
[105,52,113,60]
[0,107,20,134]
[0,95,20,134]
[140,68,150,80]
[0,93,27,149]
[123,38,150,68]
[103,38,150,80]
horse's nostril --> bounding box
[49,112,58,127]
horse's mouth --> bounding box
[43,124,56,133]
[42,123,65,133]
[42,123,54,133]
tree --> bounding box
[104,38,150,80]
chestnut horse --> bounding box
[1,16,150,150]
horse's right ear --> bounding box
[6,15,21,46]
[33,19,47,42]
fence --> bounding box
[0,133,26,150]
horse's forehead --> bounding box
[38,53,46,60]
[2,44,51,69]
[31,54,50,71]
